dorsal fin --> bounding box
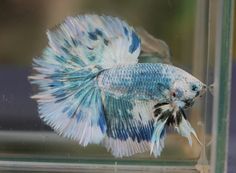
[136,27,172,64]
[46,15,141,70]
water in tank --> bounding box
[0,0,233,172]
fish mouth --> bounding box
[199,85,207,97]
[195,85,207,98]
[184,85,207,108]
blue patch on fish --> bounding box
[129,31,140,53]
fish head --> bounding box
[170,72,206,108]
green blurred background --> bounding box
[0,0,197,66]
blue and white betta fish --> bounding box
[29,15,206,158]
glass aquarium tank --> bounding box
[0,0,233,172]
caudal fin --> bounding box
[30,65,107,146]
[29,15,143,146]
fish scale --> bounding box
[98,63,173,100]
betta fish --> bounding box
[29,15,206,158]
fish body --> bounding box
[29,14,206,158]
[98,63,172,101]
[98,63,203,102]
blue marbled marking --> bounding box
[129,31,140,53]
[160,127,166,139]
[49,81,64,88]
[98,63,173,101]
[88,56,96,61]
[71,37,78,46]
[104,94,154,142]
[95,28,103,36]
[97,97,107,133]
[123,26,128,37]
[61,47,70,54]
[62,106,70,113]
[64,39,71,47]
[88,32,97,40]
[67,107,76,118]
[103,39,109,46]
[53,89,66,98]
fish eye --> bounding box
[191,84,198,91]
[172,92,176,97]
[173,88,184,98]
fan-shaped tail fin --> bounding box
[30,63,107,146]
[29,14,143,146]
